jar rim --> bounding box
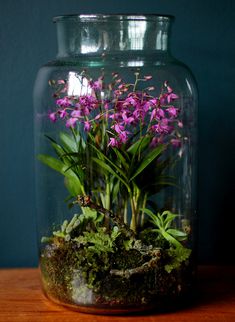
[53,14,174,23]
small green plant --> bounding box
[74,226,120,255]
[165,246,192,273]
[142,209,191,273]
[142,209,188,248]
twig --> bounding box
[110,249,161,279]
[74,195,135,238]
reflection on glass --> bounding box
[67,72,92,96]
[81,28,98,54]
[156,24,168,51]
[128,20,146,50]
[127,60,144,67]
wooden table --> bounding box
[0,266,234,322]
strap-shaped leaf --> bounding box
[161,211,178,230]
[90,144,128,181]
[112,147,130,171]
[167,229,187,239]
[161,230,182,248]
[141,208,162,227]
[130,144,165,181]
[37,154,83,195]
[59,132,78,152]
[64,176,83,196]
[92,157,131,193]
[127,135,150,155]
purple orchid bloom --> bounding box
[49,112,57,122]
[108,137,119,147]
[66,117,77,128]
[56,97,71,107]
[58,109,67,119]
[166,106,178,118]
[84,121,91,132]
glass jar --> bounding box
[34,14,198,314]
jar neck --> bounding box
[54,15,173,57]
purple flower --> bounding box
[84,121,91,132]
[123,96,138,107]
[57,79,65,85]
[150,108,165,121]
[104,102,109,110]
[66,118,77,128]
[166,106,178,118]
[152,118,173,134]
[90,79,102,90]
[82,106,90,116]
[112,123,125,134]
[166,86,179,103]
[49,112,57,122]
[95,114,101,120]
[56,97,71,107]
[108,137,119,147]
[150,109,157,122]
[178,121,183,128]
[171,138,181,147]
[122,111,135,125]
[144,75,152,80]
[150,137,161,148]
[49,75,182,152]
[119,130,129,144]
[109,113,119,120]
[114,90,122,96]
[133,107,145,121]
[143,98,158,112]
[167,92,179,103]
[71,110,82,118]
[160,94,168,105]
[58,109,67,119]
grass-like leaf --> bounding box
[90,144,129,181]
[59,132,78,152]
[92,157,131,193]
[130,144,165,181]
[127,135,151,154]
[37,154,83,195]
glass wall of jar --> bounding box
[34,14,198,314]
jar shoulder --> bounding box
[34,54,197,98]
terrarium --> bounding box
[34,14,198,314]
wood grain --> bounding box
[0,266,235,322]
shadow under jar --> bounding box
[34,14,198,315]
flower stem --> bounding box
[141,193,148,227]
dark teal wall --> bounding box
[0,0,234,267]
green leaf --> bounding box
[141,208,162,227]
[112,148,130,171]
[127,136,151,155]
[161,230,182,248]
[167,229,187,239]
[38,154,83,196]
[38,154,67,174]
[161,211,178,229]
[59,132,78,152]
[130,144,165,181]
[92,157,131,193]
[112,180,120,201]
[51,142,65,158]
[64,176,83,196]
[90,144,128,181]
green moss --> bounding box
[40,212,194,308]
